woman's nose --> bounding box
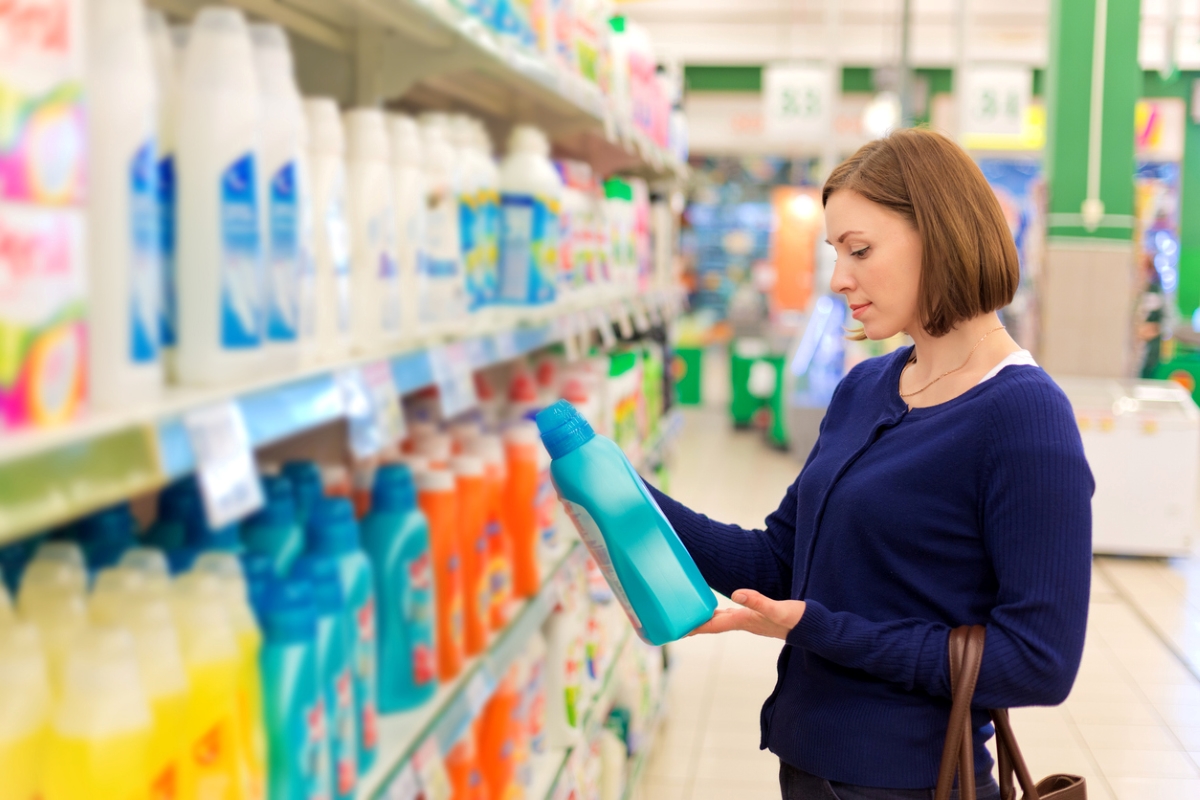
[830,259,853,295]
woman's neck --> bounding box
[905,313,1014,382]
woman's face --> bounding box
[824,189,923,340]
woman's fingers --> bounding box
[690,607,755,635]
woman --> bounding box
[649,129,1093,799]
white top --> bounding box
[978,349,1039,384]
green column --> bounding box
[1040,0,1141,377]
[1045,0,1140,240]
[1177,81,1200,321]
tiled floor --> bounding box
[634,406,1200,800]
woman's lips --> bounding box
[850,302,871,320]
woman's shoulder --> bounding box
[978,365,1083,443]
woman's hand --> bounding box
[690,589,806,640]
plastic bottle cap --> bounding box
[290,555,344,616]
[536,400,596,459]
[33,541,85,570]
[193,552,250,600]
[19,559,87,603]
[322,464,351,491]
[508,125,550,158]
[344,108,391,162]
[77,504,138,570]
[562,377,590,404]
[407,420,439,443]
[447,419,482,443]
[415,468,455,493]
[167,546,202,575]
[465,434,505,469]
[508,371,538,403]
[119,547,170,580]
[447,114,475,148]
[249,23,295,96]
[474,372,495,401]
[450,455,484,477]
[414,434,452,463]
[305,98,345,155]
[402,454,432,475]
[388,113,423,166]
[306,497,361,556]
[248,474,297,528]
[371,463,418,512]
[535,359,557,389]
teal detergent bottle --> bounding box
[535,400,716,645]
[75,503,139,573]
[307,497,378,773]
[155,477,242,556]
[284,461,324,530]
[259,574,331,800]
[361,464,437,712]
[292,555,359,800]
[244,475,304,575]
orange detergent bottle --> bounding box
[452,455,490,657]
[477,660,526,800]
[417,468,464,681]
[467,434,513,631]
[445,722,487,800]
[504,421,541,598]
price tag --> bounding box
[430,343,478,419]
[465,669,495,716]
[463,337,489,369]
[592,308,617,349]
[631,300,652,334]
[336,367,379,459]
[493,329,520,362]
[184,401,264,529]
[362,360,406,447]
[385,763,422,800]
[613,303,635,340]
[413,738,452,800]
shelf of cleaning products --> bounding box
[0,289,683,545]
[358,540,588,799]
[619,694,668,800]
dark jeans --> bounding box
[779,761,1002,800]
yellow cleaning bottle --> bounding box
[93,567,192,800]
[194,553,267,800]
[40,625,154,800]
[173,572,244,800]
[17,560,90,695]
[0,622,52,800]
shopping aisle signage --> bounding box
[184,401,263,529]
[960,66,1030,136]
[763,64,833,139]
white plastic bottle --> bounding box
[87,0,163,408]
[449,115,486,316]
[175,7,265,386]
[472,120,501,321]
[498,126,562,308]
[250,23,304,373]
[418,114,467,333]
[344,108,402,354]
[305,99,353,362]
[389,114,429,345]
[146,11,180,380]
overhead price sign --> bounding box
[763,64,833,140]
[959,66,1031,137]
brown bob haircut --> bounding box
[822,128,1019,338]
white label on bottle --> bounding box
[430,343,478,418]
[561,500,644,638]
[327,169,352,336]
[219,153,263,349]
[267,161,300,342]
[371,209,401,332]
[130,138,161,363]
[423,192,463,324]
[185,401,264,528]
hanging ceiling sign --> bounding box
[959,66,1031,137]
[763,64,834,141]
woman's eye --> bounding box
[851,246,870,258]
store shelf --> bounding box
[358,541,588,799]
[0,290,682,545]
[149,0,685,182]
[619,694,668,800]
[638,408,685,473]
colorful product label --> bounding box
[0,78,86,207]
[354,595,379,752]
[562,500,645,639]
[332,667,357,795]
[190,721,235,800]
[536,468,558,551]
[0,203,85,429]
[266,161,299,343]
[474,530,490,627]
[423,193,464,323]
[129,138,161,363]
[219,153,263,349]
[486,520,511,621]
[325,170,352,337]
[369,210,400,334]
[302,696,330,800]
[447,553,465,652]
[459,189,479,308]
[407,553,437,686]
[158,155,177,346]
[499,193,557,304]
[479,189,499,303]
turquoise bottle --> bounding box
[75,503,138,572]
[291,555,359,800]
[361,463,437,712]
[306,497,378,773]
[259,574,331,800]
[535,400,716,645]
[244,475,304,575]
[284,461,324,530]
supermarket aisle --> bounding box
[637,405,1200,800]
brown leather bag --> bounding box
[934,625,1087,800]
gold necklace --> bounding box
[899,325,1006,399]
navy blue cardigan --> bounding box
[648,347,1093,788]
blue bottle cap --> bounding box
[372,463,417,513]
[166,545,202,575]
[144,519,186,552]
[307,497,361,556]
[259,575,318,643]
[283,461,323,521]
[536,399,595,459]
[248,475,297,529]
[0,537,40,593]
[76,504,138,570]
[291,554,345,617]
[158,479,204,540]
[240,552,275,616]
